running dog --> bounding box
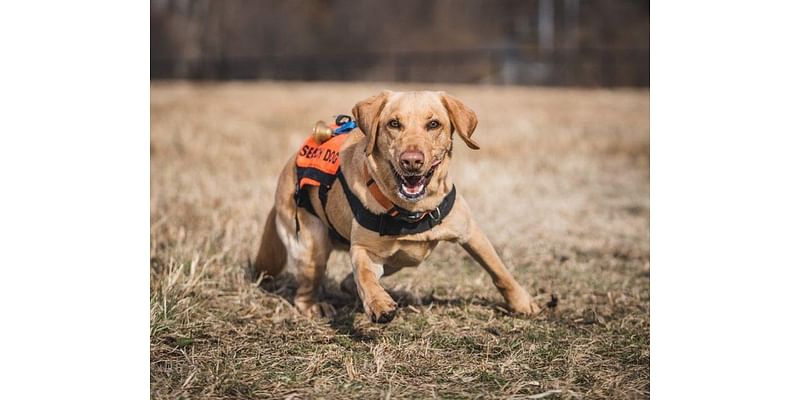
[254,90,542,322]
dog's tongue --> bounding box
[402,175,425,194]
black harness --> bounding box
[335,170,457,236]
[295,167,457,239]
[294,171,350,244]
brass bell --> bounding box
[312,120,334,144]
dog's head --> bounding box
[353,91,479,203]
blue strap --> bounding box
[334,120,357,134]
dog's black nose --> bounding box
[399,150,424,172]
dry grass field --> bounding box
[150,82,649,399]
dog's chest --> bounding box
[384,240,439,267]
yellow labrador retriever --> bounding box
[254,90,542,322]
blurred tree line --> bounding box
[151,0,648,86]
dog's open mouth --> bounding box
[393,161,440,201]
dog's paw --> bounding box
[296,300,336,319]
[365,295,398,324]
[507,292,543,316]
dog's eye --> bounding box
[427,120,440,130]
[388,119,401,129]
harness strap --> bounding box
[295,169,350,245]
[317,182,350,245]
[364,165,401,217]
[337,169,456,236]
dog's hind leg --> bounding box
[275,207,335,318]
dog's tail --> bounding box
[253,207,287,277]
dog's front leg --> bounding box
[350,245,398,323]
[461,224,542,316]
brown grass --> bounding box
[150,81,649,399]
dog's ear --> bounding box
[440,93,479,150]
[353,90,391,156]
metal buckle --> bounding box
[429,207,441,222]
[401,212,422,223]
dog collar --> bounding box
[364,164,441,223]
[336,168,456,236]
